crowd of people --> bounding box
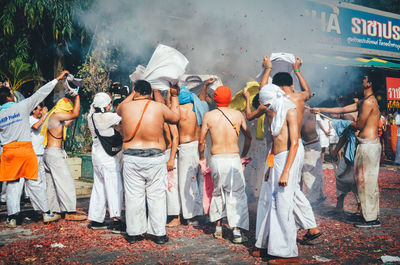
[0,55,386,263]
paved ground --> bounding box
[0,162,399,264]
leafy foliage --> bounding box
[0,57,40,92]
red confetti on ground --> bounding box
[0,166,399,264]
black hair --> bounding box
[113,98,124,107]
[367,70,384,94]
[272,72,293,87]
[134,80,152,95]
[0,85,12,105]
[252,93,260,109]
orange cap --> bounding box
[214,86,232,107]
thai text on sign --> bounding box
[387,77,400,101]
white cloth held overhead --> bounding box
[259,84,296,136]
[63,74,83,97]
[256,52,298,83]
[129,44,189,91]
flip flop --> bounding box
[302,232,322,242]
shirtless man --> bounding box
[117,80,180,244]
[199,85,252,244]
[177,78,215,225]
[42,93,85,221]
[255,83,299,263]
[313,71,382,228]
[301,109,326,206]
[244,57,321,254]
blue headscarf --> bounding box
[178,86,209,125]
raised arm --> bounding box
[31,107,48,130]
[116,87,135,115]
[240,113,252,157]
[293,57,311,101]
[25,71,69,112]
[52,95,80,122]
[153,89,165,104]
[163,85,180,124]
[242,89,265,120]
[199,78,216,101]
[260,56,272,89]
[279,109,299,187]
[313,103,358,114]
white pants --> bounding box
[354,138,381,222]
[88,157,123,223]
[165,149,181,216]
[293,141,317,229]
[6,156,49,215]
[209,154,249,230]
[178,141,204,219]
[123,153,167,236]
[43,147,77,213]
[255,150,298,258]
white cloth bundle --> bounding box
[259,83,296,137]
[63,74,83,97]
[179,74,223,91]
[256,52,299,83]
[129,44,189,91]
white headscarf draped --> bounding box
[90,92,111,114]
[259,83,296,137]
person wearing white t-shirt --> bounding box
[87,93,123,233]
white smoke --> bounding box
[75,0,361,101]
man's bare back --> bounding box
[117,80,180,151]
[178,78,215,144]
[202,107,247,155]
[46,95,80,148]
[178,103,199,143]
[301,109,319,143]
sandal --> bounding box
[302,232,322,242]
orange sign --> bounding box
[386,77,400,101]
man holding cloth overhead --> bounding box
[255,83,299,263]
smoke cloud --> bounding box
[75,0,362,104]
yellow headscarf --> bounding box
[229,81,266,140]
[40,98,74,146]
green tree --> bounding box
[0,56,40,92]
[0,0,92,83]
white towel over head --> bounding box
[259,83,296,137]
